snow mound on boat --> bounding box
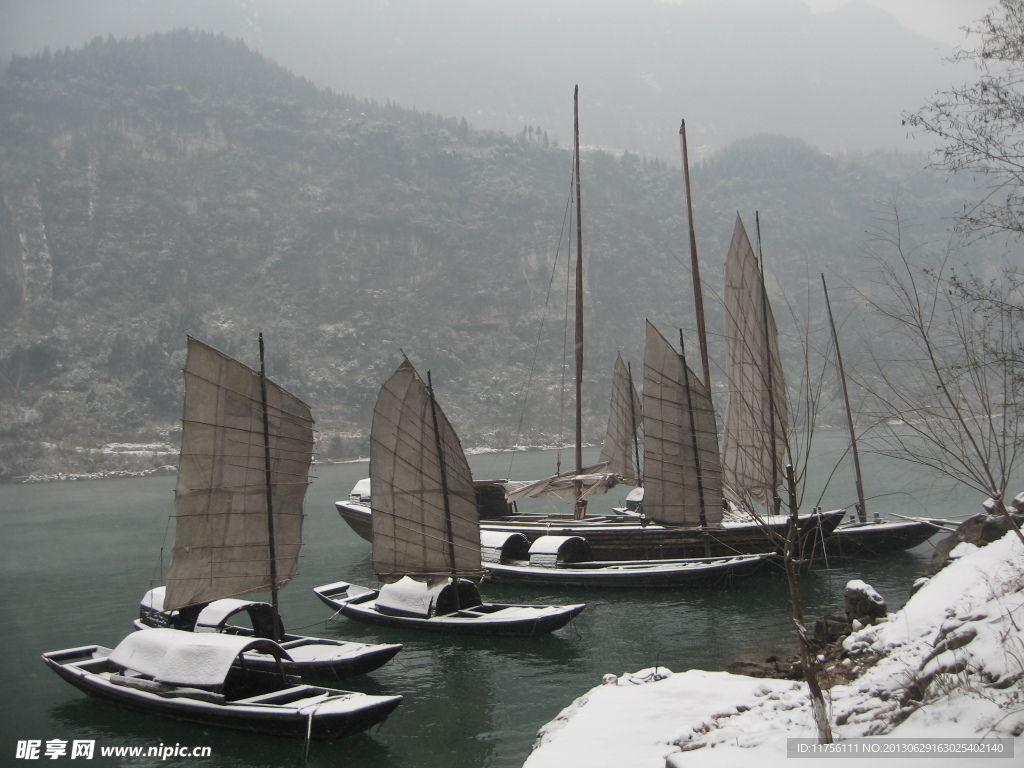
[109,628,289,687]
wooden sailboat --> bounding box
[135,336,402,678]
[334,120,843,562]
[42,628,402,739]
[481,323,774,587]
[717,217,938,556]
[314,357,585,636]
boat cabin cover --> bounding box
[107,628,291,688]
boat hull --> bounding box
[42,646,402,740]
[336,500,844,560]
[313,582,585,637]
[482,552,775,588]
[824,519,941,556]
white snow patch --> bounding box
[524,532,1024,768]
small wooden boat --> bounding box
[824,518,941,556]
[135,586,402,679]
[314,578,585,637]
[314,357,586,636]
[479,533,774,588]
[42,628,402,740]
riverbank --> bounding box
[522,523,1024,767]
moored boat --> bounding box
[314,578,585,636]
[480,532,774,588]
[825,517,941,556]
[335,487,844,560]
[138,336,402,679]
[136,586,402,678]
[42,628,402,740]
[314,357,586,636]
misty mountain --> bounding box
[0,30,995,479]
[1,0,960,159]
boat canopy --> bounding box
[141,586,168,612]
[527,535,592,567]
[375,576,482,618]
[108,628,292,688]
[480,531,530,564]
[193,599,285,638]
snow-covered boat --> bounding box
[314,577,585,637]
[314,357,585,636]
[136,586,402,678]
[139,336,401,678]
[42,628,402,740]
[480,533,774,588]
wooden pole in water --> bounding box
[679,119,712,393]
[821,274,868,523]
[258,332,280,642]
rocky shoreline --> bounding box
[726,501,1024,687]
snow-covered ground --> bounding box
[524,531,1024,767]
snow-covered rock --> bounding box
[843,579,887,624]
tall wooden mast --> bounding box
[573,85,586,519]
[821,274,868,523]
[258,332,281,642]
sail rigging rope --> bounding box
[502,159,578,480]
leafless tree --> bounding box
[855,203,1024,543]
[904,0,1024,240]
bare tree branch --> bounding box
[854,201,1024,542]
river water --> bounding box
[0,438,999,767]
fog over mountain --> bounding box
[0,0,974,158]
[0,4,1005,479]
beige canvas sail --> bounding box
[164,337,313,611]
[722,215,788,508]
[598,352,642,485]
[370,358,481,579]
[642,321,723,527]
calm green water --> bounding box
[0,440,987,767]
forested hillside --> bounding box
[0,31,991,479]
